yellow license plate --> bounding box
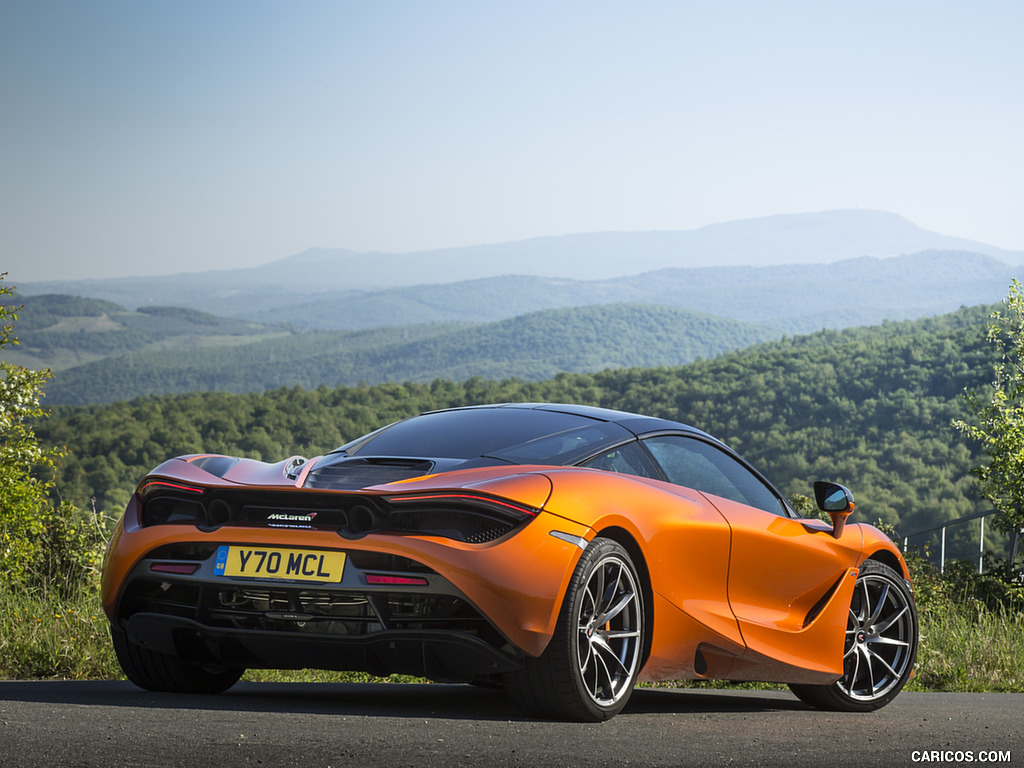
[214,546,345,583]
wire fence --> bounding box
[900,509,1022,575]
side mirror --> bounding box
[814,481,855,539]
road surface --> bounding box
[0,681,1020,767]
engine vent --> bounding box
[304,457,435,490]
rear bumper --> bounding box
[122,612,522,682]
[103,506,594,667]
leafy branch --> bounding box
[953,279,1024,535]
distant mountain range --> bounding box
[8,209,1023,406]
[6,247,1017,406]
[229,249,1018,334]
[18,210,1024,315]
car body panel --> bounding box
[708,495,863,674]
[537,467,744,654]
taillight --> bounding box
[149,563,201,575]
[383,492,538,543]
[365,574,429,586]
[138,480,204,496]
[138,480,206,527]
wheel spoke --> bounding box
[597,647,619,696]
[862,645,876,693]
[577,628,593,669]
[872,604,908,636]
[846,643,861,692]
[869,636,909,648]
[583,654,598,696]
[595,591,635,627]
[583,583,598,620]
[866,647,900,681]
[857,579,872,624]
[592,636,631,677]
[598,563,623,613]
[602,629,641,640]
[865,583,890,628]
[593,564,608,613]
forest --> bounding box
[20,301,780,405]
[34,302,998,560]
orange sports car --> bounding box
[101,403,917,721]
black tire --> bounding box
[504,538,645,721]
[789,559,918,712]
[111,625,244,694]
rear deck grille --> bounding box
[120,578,496,641]
[304,458,435,490]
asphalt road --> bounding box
[0,681,1020,768]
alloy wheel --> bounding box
[839,571,915,701]
[575,553,643,707]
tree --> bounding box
[0,273,58,584]
[953,280,1024,559]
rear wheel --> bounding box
[505,538,644,721]
[789,559,917,711]
[111,625,244,694]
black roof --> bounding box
[306,403,733,492]
[334,403,714,463]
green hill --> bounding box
[38,304,996,555]
[37,304,779,405]
[3,293,284,372]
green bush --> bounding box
[30,501,112,599]
[1,274,58,586]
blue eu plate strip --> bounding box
[214,545,229,576]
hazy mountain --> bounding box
[219,250,1019,335]
[17,210,1023,310]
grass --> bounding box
[0,584,115,680]
[909,601,1024,692]
[241,669,424,684]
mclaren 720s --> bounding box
[101,403,917,721]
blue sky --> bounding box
[2,0,1022,281]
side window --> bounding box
[643,435,786,516]
[582,441,660,480]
